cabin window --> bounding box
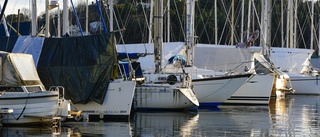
[0,87,23,92]
[158,77,166,81]
[26,86,42,92]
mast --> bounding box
[85,0,88,35]
[63,0,69,36]
[57,3,61,37]
[45,0,50,37]
[154,0,163,73]
[148,0,154,43]
[294,0,299,48]
[289,0,294,48]
[240,0,244,42]
[281,0,283,47]
[214,0,217,44]
[246,0,251,39]
[286,0,290,48]
[231,0,234,45]
[186,0,195,66]
[109,0,113,32]
[167,0,170,42]
[286,0,294,48]
[31,0,37,36]
[311,0,314,50]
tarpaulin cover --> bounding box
[0,36,18,52]
[12,36,45,65]
[36,34,116,104]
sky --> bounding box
[0,0,95,16]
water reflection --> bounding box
[269,95,320,136]
[131,112,199,136]
[0,126,63,137]
[62,121,131,137]
[195,106,270,136]
[2,95,320,136]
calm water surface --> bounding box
[2,95,320,136]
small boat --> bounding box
[0,52,69,125]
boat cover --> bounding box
[269,47,314,74]
[117,42,185,72]
[0,52,44,86]
[0,34,116,104]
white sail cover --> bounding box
[269,47,314,74]
[193,44,261,73]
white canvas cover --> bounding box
[12,36,45,66]
[117,42,185,72]
[0,52,43,86]
[269,47,314,74]
[193,44,261,74]
[9,54,41,81]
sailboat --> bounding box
[193,43,290,105]
[0,51,70,125]
[264,0,319,95]
[131,0,198,111]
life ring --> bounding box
[167,74,177,85]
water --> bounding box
[2,95,320,136]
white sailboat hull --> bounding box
[74,79,136,120]
[192,73,252,107]
[0,91,63,125]
[287,74,320,95]
[134,85,198,110]
[224,74,275,105]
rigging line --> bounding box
[270,1,281,48]
[306,1,318,49]
[139,0,151,42]
[219,0,242,45]
[296,15,308,49]
[251,1,270,53]
[218,0,231,45]
[230,0,243,44]
[306,0,316,49]
[7,0,18,16]
[315,2,320,50]
[114,8,135,79]
[195,1,212,43]
[172,0,185,41]
[123,1,135,31]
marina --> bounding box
[1,95,320,136]
[1,0,320,136]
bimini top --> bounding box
[0,51,44,87]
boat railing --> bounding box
[49,86,65,99]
